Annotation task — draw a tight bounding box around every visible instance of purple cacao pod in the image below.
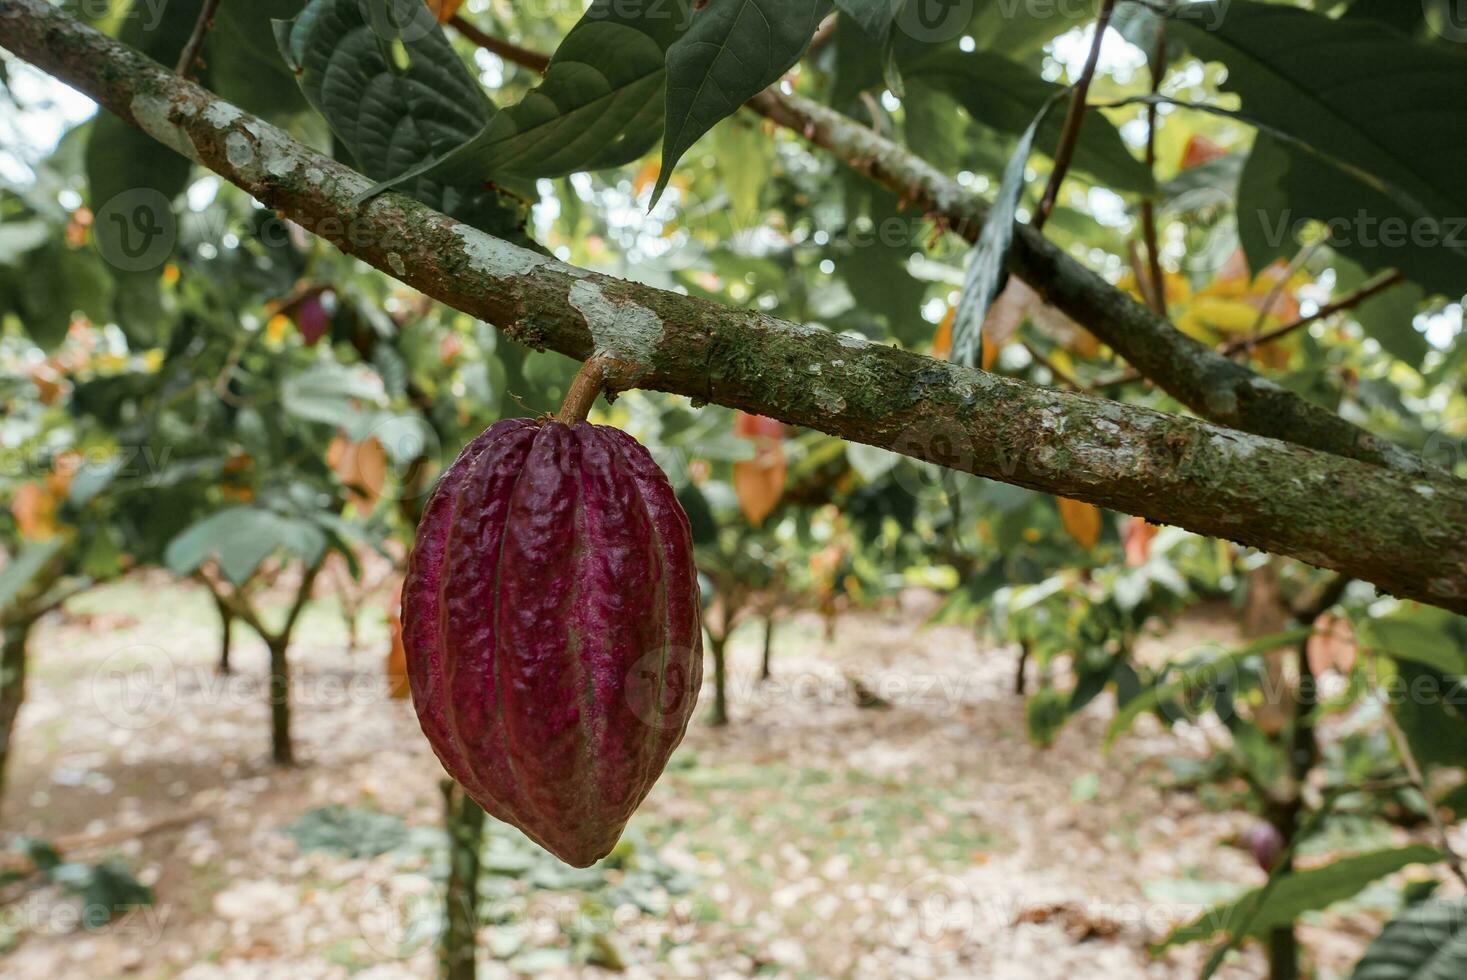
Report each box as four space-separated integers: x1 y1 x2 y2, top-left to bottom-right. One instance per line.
1245 822 1285 871
402 419 703 867
291 293 331 347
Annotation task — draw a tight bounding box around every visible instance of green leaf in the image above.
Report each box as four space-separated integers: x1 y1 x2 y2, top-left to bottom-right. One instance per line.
949 97 1059 368
0 539 64 615
657 0 834 203
1104 629 1313 748
834 0 903 39
165 507 327 585
1171 1 1467 296
905 50 1154 194
278 0 532 243
284 805 409 858
375 0 688 191
280 362 386 430
1363 607 1467 676
206 0 309 121
1352 897 1467 979
1334 257 1428 369
51 858 153 928
1159 845 1445 950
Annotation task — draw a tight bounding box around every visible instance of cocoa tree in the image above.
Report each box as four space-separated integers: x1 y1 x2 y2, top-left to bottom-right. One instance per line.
3 1 1467 976
2 0 1464 613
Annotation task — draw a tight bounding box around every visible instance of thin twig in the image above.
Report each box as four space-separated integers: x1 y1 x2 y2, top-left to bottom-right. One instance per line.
1139 26 1167 316
1222 270 1405 357
448 14 550 73
1377 692 1467 888
174 0 222 80
1022 341 1080 391
1035 0 1119 231
1094 270 1407 388
1244 240 1323 348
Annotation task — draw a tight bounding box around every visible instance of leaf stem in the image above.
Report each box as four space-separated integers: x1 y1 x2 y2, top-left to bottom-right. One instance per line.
175 0 222 80
1035 0 1118 231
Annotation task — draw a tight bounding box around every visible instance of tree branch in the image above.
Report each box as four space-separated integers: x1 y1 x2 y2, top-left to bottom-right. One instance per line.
1222 270 1406 358
3 0 1466 612
447 14 550 73
441 14 1428 477
743 87 1430 478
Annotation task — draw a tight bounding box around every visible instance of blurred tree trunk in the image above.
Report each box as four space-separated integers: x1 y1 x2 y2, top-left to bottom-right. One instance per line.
708 632 729 727
440 780 485 980
1014 639 1032 696
267 638 293 766
211 589 234 675
759 611 776 682
0 619 34 804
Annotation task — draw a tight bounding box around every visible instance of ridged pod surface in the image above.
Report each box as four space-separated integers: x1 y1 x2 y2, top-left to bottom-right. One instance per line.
402 419 703 867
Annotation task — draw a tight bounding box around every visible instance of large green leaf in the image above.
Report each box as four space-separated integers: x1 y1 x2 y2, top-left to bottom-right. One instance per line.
1159 846 1445 950
374 0 688 190
165 507 327 586
1353 898 1467 979
278 0 532 243
0 539 65 615
905 50 1153 194
656 0 834 202
1104 629 1312 748
206 0 309 121
1172 1 1467 296
1334 256 1429 369
1363 606 1467 676
949 97 1056 368
834 0 902 39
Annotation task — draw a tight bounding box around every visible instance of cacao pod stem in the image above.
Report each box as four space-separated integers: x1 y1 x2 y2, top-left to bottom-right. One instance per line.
555 355 631 425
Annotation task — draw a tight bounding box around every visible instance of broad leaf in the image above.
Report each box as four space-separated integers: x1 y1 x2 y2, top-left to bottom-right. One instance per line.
906 50 1153 193
1334 257 1428 369
165 507 328 585
206 0 309 121
374 0 688 190
277 0 532 243
1159 846 1445 950
1352 898 1467 979
657 0 834 202
1172 1 1467 296
949 98 1058 368
1362 606 1467 676
835 0 903 39
1104 629 1313 747
0 539 65 614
